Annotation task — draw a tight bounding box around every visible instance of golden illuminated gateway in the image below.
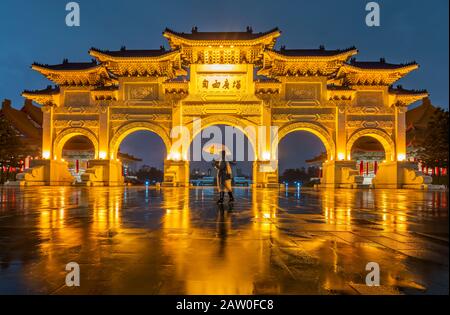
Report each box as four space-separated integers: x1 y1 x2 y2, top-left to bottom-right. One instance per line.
18 27 431 188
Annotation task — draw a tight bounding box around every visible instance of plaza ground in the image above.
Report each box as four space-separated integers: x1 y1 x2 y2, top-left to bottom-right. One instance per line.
0 186 448 294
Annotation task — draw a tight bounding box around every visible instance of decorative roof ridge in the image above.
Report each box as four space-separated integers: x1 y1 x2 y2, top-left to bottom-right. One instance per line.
327 84 354 90
91 84 119 91
255 77 281 83
32 59 102 71
388 85 428 94
274 45 358 56
164 26 280 38
346 58 418 70
23 85 60 95
89 46 179 58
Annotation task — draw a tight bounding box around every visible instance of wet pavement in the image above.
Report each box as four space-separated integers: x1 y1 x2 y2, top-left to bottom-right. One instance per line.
0 186 448 295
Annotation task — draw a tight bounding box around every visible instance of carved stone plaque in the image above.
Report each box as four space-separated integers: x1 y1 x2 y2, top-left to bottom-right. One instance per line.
64 92 90 107
126 83 159 101
357 91 383 107
285 83 320 101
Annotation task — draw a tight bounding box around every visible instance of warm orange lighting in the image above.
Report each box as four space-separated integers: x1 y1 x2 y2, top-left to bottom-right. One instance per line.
262 151 271 161
42 151 50 159
168 151 181 161
397 153 406 161
338 152 345 161
203 64 237 72
99 151 107 159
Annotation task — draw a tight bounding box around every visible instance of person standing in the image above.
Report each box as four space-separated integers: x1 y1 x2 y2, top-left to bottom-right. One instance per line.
213 150 235 204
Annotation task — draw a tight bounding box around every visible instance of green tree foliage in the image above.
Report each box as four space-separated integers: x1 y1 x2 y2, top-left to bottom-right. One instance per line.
0 114 28 183
279 167 320 184
417 108 449 171
133 165 164 184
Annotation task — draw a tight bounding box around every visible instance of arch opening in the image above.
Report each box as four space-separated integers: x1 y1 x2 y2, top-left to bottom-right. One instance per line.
278 130 327 187
109 122 171 160
61 135 96 182
188 124 256 187
277 123 335 161
349 135 387 185
117 130 167 185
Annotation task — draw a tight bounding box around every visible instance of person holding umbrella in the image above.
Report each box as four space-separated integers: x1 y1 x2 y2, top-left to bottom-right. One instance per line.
212 148 235 204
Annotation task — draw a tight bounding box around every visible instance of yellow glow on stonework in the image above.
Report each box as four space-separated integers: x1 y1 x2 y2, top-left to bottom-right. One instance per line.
397 153 406 161
338 152 345 161
262 151 271 161
203 64 237 72
168 151 181 161
99 151 107 159
42 151 50 159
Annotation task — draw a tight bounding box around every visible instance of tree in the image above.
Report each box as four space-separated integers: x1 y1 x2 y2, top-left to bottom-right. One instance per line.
416 108 449 179
0 114 27 183
279 166 320 184
134 165 164 184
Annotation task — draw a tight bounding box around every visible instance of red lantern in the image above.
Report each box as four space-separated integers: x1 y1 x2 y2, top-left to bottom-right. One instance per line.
374 161 378 175
75 159 79 173
359 161 364 175
366 162 369 176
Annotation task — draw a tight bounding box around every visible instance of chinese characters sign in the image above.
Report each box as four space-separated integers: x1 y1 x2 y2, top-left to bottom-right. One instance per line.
197 75 246 94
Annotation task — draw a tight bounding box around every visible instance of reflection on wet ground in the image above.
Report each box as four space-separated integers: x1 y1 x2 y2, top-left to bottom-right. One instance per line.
0 186 448 295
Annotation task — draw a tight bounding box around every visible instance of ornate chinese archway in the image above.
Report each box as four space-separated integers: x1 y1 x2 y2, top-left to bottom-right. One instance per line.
20 27 430 188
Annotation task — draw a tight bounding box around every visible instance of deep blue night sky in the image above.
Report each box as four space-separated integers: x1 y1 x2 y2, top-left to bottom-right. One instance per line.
1 0 448 171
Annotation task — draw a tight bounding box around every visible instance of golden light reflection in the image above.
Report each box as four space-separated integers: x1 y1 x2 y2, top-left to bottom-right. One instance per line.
2 185 445 295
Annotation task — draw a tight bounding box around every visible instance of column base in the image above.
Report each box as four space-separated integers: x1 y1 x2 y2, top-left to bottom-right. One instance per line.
372 161 432 189
253 160 279 188
15 159 74 186
81 159 124 186
319 160 363 188
162 160 189 187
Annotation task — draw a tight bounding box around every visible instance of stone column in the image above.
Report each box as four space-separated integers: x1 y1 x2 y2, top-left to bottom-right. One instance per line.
253 101 279 188
395 103 407 161
162 97 190 186
98 103 109 159
41 104 54 159
335 103 347 161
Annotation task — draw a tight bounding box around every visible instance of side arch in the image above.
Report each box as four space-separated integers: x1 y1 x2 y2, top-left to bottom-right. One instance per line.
277 122 336 160
346 128 395 161
109 121 171 159
53 128 99 160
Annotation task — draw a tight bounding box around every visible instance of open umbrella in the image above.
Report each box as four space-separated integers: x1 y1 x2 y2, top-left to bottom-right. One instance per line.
202 143 232 156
